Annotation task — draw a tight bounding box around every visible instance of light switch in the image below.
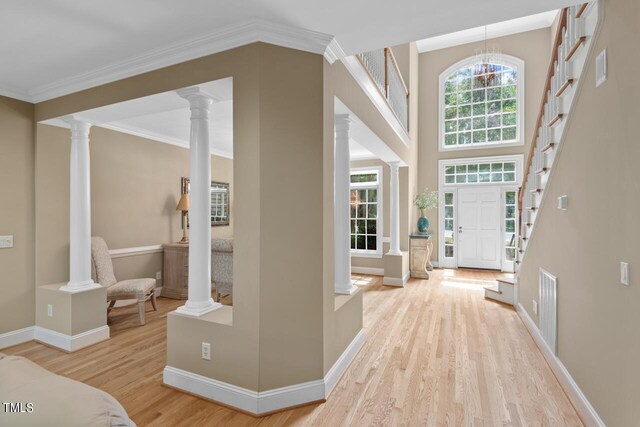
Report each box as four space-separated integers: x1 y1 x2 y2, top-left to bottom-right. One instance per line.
532 300 538 315
620 262 629 286
596 49 607 87
0 235 13 248
557 195 568 210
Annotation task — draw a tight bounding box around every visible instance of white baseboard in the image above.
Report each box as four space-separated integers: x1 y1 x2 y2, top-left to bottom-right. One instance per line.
0 326 35 350
351 266 384 276
383 271 410 287
164 328 365 415
516 304 605 427
34 325 110 352
324 329 365 395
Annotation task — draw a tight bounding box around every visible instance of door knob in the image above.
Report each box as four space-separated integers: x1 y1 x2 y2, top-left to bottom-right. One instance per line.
458 226 463 233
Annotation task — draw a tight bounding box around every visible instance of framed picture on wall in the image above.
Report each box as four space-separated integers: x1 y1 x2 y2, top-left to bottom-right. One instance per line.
181 177 230 226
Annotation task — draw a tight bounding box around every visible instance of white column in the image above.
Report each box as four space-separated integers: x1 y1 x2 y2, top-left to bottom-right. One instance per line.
388 161 401 256
334 114 357 295
60 118 100 293
176 87 221 316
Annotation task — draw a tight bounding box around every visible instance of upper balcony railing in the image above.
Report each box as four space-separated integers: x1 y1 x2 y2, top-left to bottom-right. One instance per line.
357 47 409 132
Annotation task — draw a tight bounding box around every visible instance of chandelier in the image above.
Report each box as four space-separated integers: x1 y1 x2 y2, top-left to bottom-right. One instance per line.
474 25 502 85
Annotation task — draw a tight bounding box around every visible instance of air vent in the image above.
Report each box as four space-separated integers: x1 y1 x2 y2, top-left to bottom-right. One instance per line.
596 49 607 87
539 269 558 354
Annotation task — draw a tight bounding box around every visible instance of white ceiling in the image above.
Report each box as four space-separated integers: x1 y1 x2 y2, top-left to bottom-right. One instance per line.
1 0 581 102
40 78 376 161
417 10 559 53
41 78 235 158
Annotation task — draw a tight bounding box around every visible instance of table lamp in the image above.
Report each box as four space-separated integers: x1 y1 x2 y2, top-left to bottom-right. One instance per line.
176 194 190 244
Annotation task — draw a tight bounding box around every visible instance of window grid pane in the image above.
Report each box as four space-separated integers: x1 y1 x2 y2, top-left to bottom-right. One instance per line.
350 184 378 252
444 161 517 185
443 63 518 147
504 191 517 261
444 192 455 258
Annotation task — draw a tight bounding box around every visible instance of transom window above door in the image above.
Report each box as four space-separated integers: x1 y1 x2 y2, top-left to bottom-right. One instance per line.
439 55 524 151
444 161 517 185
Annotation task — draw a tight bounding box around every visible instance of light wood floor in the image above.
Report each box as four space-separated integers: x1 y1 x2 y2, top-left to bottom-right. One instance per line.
4 269 582 426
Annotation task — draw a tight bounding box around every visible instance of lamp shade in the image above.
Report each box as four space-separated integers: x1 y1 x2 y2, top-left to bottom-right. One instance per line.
176 194 190 212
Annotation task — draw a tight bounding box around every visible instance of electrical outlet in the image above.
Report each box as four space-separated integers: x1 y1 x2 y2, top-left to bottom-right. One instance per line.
156 271 162 280
47 304 53 317
620 262 629 286
532 300 538 315
0 235 13 249
202 342 211 360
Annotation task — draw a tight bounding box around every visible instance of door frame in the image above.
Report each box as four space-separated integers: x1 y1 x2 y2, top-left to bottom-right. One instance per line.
438 154 523 272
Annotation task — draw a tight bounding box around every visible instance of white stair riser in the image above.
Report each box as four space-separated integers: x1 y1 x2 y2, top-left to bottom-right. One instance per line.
484 282 514 305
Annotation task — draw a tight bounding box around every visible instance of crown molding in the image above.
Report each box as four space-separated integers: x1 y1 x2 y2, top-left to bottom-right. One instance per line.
3 19 342 104
324 38 346 64
0 84 33 103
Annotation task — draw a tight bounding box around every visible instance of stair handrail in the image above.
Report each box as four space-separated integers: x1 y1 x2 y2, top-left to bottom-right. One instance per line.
518 8 568 214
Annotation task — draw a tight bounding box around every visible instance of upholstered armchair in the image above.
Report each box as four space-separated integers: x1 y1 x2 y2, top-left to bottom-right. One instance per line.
91 237 157 325
212 238 233 302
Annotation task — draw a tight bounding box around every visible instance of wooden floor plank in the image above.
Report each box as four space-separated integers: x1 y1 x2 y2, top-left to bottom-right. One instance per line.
3 269 581 426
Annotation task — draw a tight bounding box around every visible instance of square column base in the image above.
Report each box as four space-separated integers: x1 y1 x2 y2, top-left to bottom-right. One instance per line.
176 299 223 317
35 283 108 351
335 284 359 295
59 281 102 293
383 252 409 287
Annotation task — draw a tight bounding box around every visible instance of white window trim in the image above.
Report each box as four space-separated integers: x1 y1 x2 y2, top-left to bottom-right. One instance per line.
439 189 457 269
439 154 524 189
502 186 519 273
438 54 525 152
437 154 523 270
350 166 384 259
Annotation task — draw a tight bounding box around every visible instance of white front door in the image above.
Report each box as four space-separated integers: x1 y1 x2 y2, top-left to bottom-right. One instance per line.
457 186 501 270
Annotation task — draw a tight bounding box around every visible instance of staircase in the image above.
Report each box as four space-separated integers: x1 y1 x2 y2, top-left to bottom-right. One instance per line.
484 278 515 305
516 1 601 270
484 2 601 307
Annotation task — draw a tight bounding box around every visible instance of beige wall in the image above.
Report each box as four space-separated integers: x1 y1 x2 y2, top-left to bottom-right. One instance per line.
0 96 35 334
256 44 326 390
518 0 640 424
417 28 551 261
35 124 233 288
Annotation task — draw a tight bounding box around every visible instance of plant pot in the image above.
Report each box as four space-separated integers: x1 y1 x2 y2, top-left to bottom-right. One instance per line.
417 210 430 235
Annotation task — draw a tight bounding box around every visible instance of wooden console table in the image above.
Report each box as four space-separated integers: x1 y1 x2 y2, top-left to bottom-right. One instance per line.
410 234 433 279
162 243 190 299
162 240 234 300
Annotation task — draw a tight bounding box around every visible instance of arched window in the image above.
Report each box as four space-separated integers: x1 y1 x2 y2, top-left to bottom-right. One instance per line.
439 55 524 150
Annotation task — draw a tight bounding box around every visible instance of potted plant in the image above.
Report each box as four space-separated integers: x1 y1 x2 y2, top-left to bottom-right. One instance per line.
413 189 438 235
